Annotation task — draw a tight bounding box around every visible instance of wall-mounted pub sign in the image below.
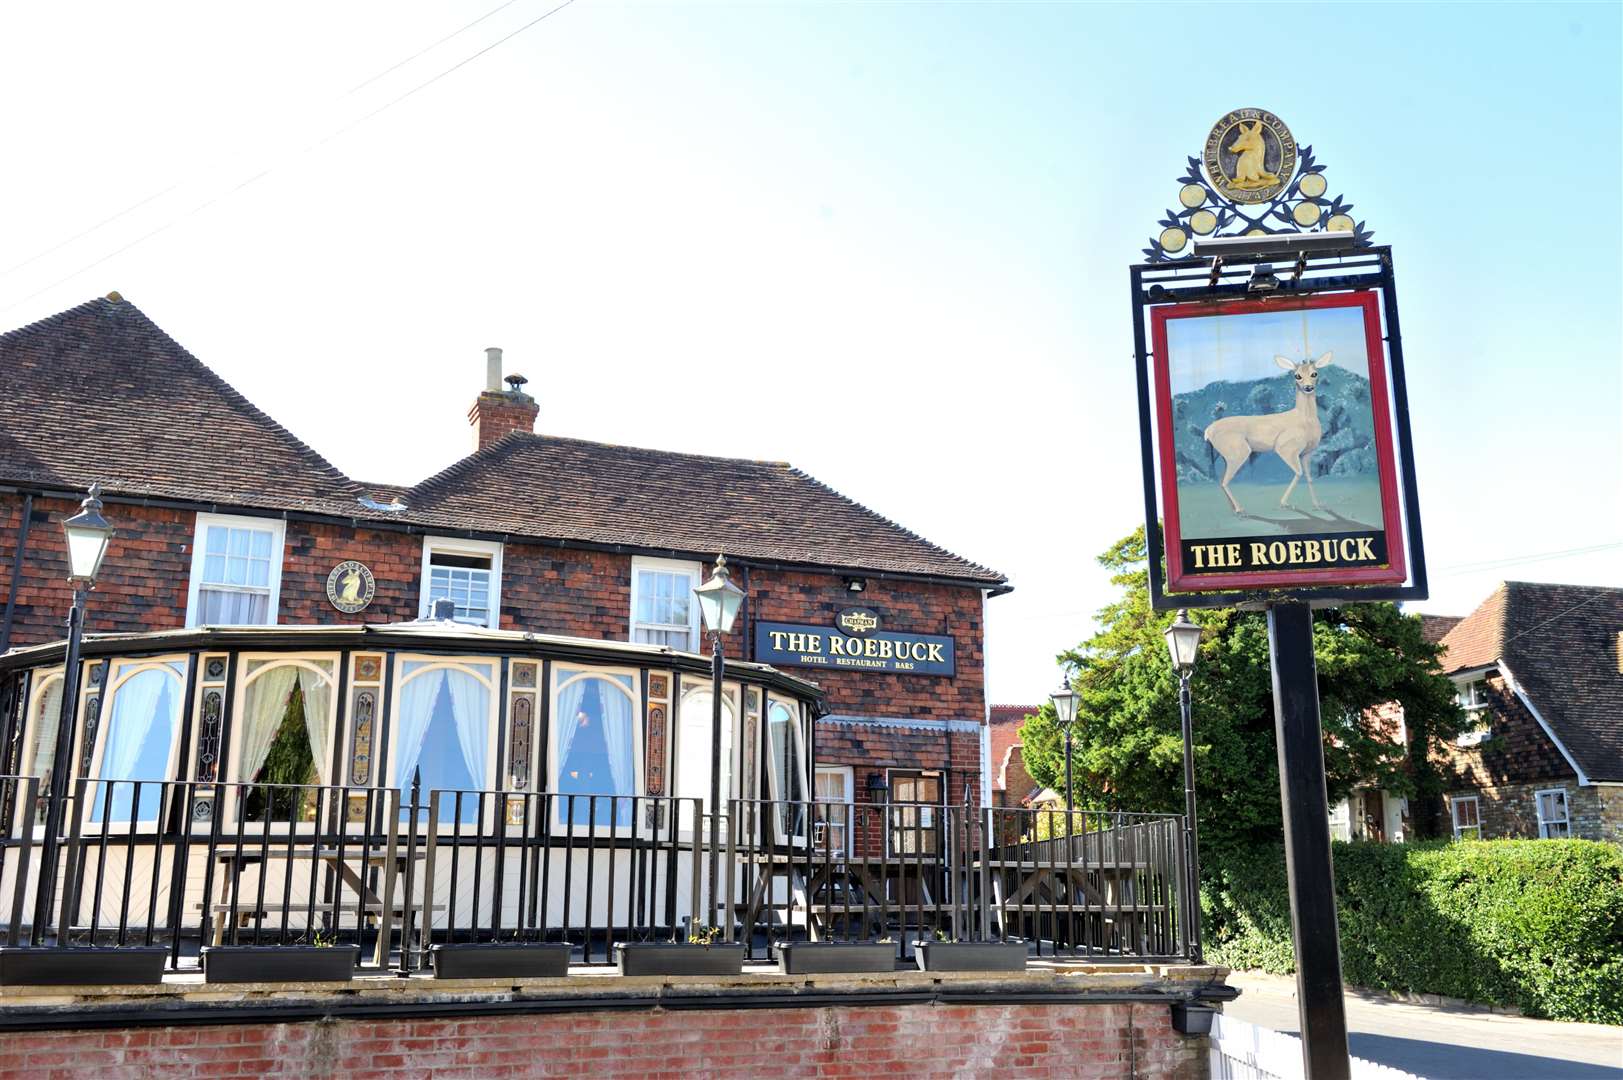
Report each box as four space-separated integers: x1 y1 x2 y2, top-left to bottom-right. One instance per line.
755 611 954 676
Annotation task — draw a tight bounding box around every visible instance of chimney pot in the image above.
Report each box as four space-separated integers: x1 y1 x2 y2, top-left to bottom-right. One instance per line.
485 347 503 392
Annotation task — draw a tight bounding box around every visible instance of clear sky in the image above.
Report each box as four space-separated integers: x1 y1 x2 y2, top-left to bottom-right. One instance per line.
0 2 1618 707
1167 307 1371 395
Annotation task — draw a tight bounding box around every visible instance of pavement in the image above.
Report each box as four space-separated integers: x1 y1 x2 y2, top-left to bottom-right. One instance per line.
1222 972 1623 1080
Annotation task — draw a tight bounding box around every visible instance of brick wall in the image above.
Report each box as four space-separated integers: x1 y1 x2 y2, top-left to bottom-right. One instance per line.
0 1001 1207 1079
0 494 986 779
1443 777 1577 840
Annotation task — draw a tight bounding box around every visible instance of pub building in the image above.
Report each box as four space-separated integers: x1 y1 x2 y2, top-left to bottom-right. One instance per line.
0 294 1009 882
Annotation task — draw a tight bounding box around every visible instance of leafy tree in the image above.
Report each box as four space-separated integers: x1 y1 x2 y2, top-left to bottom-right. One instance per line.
1019 527 1463 865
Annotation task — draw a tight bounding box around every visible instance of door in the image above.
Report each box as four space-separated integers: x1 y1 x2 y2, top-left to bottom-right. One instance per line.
1362 790 1385 842
889 771 942 856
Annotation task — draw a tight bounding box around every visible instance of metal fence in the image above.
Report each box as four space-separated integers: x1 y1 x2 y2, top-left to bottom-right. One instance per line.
0 775 1194 972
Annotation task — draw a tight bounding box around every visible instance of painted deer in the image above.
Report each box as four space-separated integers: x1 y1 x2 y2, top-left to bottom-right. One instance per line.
1227 121 1276 188
1203 352 1333 514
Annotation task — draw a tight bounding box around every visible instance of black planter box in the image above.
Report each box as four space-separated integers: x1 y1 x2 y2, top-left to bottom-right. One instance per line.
913 941 1028 972
614 942 746 977
430 943 571 979
774 941 897 974
201 945 360 983
1171 1002 1216 1036
0 946 167 986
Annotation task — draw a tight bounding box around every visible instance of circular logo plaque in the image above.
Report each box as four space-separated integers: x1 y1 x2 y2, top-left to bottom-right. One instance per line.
326 560 376 614
1203 108 1298 205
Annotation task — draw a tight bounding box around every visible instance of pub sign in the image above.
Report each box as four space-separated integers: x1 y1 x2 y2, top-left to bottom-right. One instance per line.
755 616 954 676
1152 292 1408 593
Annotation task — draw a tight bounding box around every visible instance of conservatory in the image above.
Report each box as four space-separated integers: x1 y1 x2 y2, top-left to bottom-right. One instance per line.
0 616 824 965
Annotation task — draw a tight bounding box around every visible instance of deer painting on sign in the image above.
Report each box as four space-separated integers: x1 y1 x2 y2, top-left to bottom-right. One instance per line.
1203 352 1333 514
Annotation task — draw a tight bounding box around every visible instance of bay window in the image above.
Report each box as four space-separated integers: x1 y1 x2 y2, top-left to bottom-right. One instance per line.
233 657 337 822
767 699 807 834
186 514 285 626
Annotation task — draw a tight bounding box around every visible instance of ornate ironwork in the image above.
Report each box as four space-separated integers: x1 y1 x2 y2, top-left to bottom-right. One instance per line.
1143 123 1373 262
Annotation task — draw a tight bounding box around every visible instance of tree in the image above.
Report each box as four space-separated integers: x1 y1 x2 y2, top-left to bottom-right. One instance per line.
1019 526 1464 865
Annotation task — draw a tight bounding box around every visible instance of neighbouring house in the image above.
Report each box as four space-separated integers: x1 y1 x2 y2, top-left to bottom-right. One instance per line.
1428 582 1623 844
1330 614 1461 843
986 703 1040 808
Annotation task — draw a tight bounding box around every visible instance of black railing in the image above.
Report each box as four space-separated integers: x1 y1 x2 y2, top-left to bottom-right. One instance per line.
0 776 1194 972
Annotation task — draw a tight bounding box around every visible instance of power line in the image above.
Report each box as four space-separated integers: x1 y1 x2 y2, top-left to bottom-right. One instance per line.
348 0 529 96
0 0 577 312
1435 540 1623 577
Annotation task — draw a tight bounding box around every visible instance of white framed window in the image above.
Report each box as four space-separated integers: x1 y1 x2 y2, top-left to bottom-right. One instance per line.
390 655 501 825
88 658 188 824
186 514 285 626
551 665 644 829
767 697 809 836
629 557 701 650
815 765 854 855
420 537 503 628
1327 798 1351 842
1535 788 1570 839
228 656 340 824
1455 676 1489 711
1450 795 1482 840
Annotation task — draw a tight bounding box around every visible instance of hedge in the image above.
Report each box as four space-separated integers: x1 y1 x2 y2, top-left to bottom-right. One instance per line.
1202 838 1623 1024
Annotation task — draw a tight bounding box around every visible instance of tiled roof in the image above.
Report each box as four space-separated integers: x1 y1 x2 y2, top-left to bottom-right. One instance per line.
401 433 1006 584
0 298 1005 586
1417 614 1462 645
1439 582 1623 782
0 296 358 514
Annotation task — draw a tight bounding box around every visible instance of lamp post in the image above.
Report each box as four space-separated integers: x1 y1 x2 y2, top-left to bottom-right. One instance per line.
1163 608 1204 961
33 484 115 937
1049 675 1080 823
693 554 745 937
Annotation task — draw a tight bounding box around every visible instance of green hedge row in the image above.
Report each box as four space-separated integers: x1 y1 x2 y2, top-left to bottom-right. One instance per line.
1202 838 1623 1024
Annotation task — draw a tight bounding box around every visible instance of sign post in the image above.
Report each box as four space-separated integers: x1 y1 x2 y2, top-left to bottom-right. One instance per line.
1131 110 1427 1080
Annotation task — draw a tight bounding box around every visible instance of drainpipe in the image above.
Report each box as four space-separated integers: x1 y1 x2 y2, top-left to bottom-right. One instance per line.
0 494 33 655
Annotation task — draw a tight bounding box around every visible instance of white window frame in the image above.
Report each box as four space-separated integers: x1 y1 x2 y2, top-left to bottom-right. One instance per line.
1450 795 1482 840
84 656 189 827
1534 787 1570 839
419 536 503 628
629 556 702 651
814 765 854 854
548 663 646 834
185 513 286 627
388 654 503 827
1453 673 1493 745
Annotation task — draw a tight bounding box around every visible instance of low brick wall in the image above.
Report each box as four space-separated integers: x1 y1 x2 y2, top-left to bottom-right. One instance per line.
0 966 1223 1079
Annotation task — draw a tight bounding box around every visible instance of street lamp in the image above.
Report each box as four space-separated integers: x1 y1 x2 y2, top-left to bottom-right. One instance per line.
1163 608 1204 961
35 484 116 937
693 554 745 937
1049 674 1080 823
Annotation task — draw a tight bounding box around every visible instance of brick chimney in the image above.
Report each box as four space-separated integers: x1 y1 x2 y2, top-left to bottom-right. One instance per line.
467 346 538 451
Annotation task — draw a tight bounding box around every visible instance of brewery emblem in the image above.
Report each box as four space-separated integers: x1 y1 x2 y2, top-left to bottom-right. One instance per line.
1204 109 1297 204
836 608 880 637
326 560 375 614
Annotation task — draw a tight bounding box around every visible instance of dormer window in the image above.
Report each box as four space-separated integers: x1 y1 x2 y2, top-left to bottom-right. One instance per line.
420 537 502 628
1455 676 1489 711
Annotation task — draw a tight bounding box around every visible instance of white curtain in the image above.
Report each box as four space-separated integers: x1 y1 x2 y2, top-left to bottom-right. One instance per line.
302 674 333 785
599 682 634 796
445 670 488 791
101 670 168 782
554 678 587 782
30 680 64 777
394 669 445 787
238 666 300 783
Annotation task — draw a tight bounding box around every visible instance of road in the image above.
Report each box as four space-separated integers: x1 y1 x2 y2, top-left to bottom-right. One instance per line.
1222 972 1623 1080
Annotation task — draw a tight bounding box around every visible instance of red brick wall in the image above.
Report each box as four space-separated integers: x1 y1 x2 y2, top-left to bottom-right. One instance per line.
0 1002 1206 1079
0 495 986 778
